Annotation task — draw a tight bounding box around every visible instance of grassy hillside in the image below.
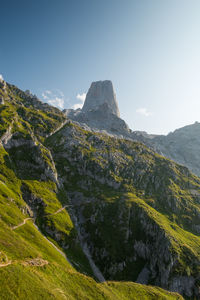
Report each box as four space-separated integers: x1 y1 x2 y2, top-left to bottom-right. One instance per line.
0 81 184 299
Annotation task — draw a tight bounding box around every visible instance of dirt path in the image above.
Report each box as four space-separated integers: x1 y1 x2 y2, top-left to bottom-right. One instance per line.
10 213 73 269
11 203 74 267
47 120 68 138
12 218 33 230
0 259 48 268
12 201 71 231
0 253 12 268
12 204 69 230
0 261 12 268
11 218 73 267
9 209 105 281
52 205 70 215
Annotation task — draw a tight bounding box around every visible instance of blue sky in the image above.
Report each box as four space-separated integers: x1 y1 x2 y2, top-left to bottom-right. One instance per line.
1 0 200 134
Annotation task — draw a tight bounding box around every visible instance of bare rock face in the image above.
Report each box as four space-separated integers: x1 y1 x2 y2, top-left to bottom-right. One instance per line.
64 80 132 137
0 79 7 104
82 80 120 117
132 121 200 177
0 97 4 105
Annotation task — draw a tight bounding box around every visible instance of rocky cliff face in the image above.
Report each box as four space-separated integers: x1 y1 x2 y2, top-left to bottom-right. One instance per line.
64 80 132 138
82 80 120 117
132 122 200 177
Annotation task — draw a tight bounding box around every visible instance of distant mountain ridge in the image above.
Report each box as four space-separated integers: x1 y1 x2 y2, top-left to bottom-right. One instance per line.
132 121 200 176
64 80 200 177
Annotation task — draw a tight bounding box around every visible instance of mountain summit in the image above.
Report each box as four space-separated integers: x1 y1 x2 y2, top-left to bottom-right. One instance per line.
65 80 200 177
64 80 130 137
82 80 120 117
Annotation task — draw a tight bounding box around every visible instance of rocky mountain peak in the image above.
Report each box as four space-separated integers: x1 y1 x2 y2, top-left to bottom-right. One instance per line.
82 80 120 117
64 80 131 137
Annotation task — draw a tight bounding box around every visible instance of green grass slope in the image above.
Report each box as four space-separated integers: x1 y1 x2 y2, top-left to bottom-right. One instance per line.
0 82 184 299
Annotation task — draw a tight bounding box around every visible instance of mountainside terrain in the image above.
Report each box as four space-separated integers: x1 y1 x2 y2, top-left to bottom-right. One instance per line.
1 78 200 299
63 80 131 138
132 122 200 177
46 121 200 298
65 80 200 178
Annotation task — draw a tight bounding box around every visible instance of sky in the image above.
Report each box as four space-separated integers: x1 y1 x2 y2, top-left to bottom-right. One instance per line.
1 0 200 134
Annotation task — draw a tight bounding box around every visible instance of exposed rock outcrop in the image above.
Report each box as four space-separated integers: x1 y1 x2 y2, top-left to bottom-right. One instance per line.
132 122 200 177
63 80 132 138
0 78 7 104
4 132 58 182
82 80 120 117
64 80 200 177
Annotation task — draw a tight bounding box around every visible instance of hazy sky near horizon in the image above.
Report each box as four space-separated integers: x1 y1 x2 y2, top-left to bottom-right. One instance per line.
1 0 200 134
